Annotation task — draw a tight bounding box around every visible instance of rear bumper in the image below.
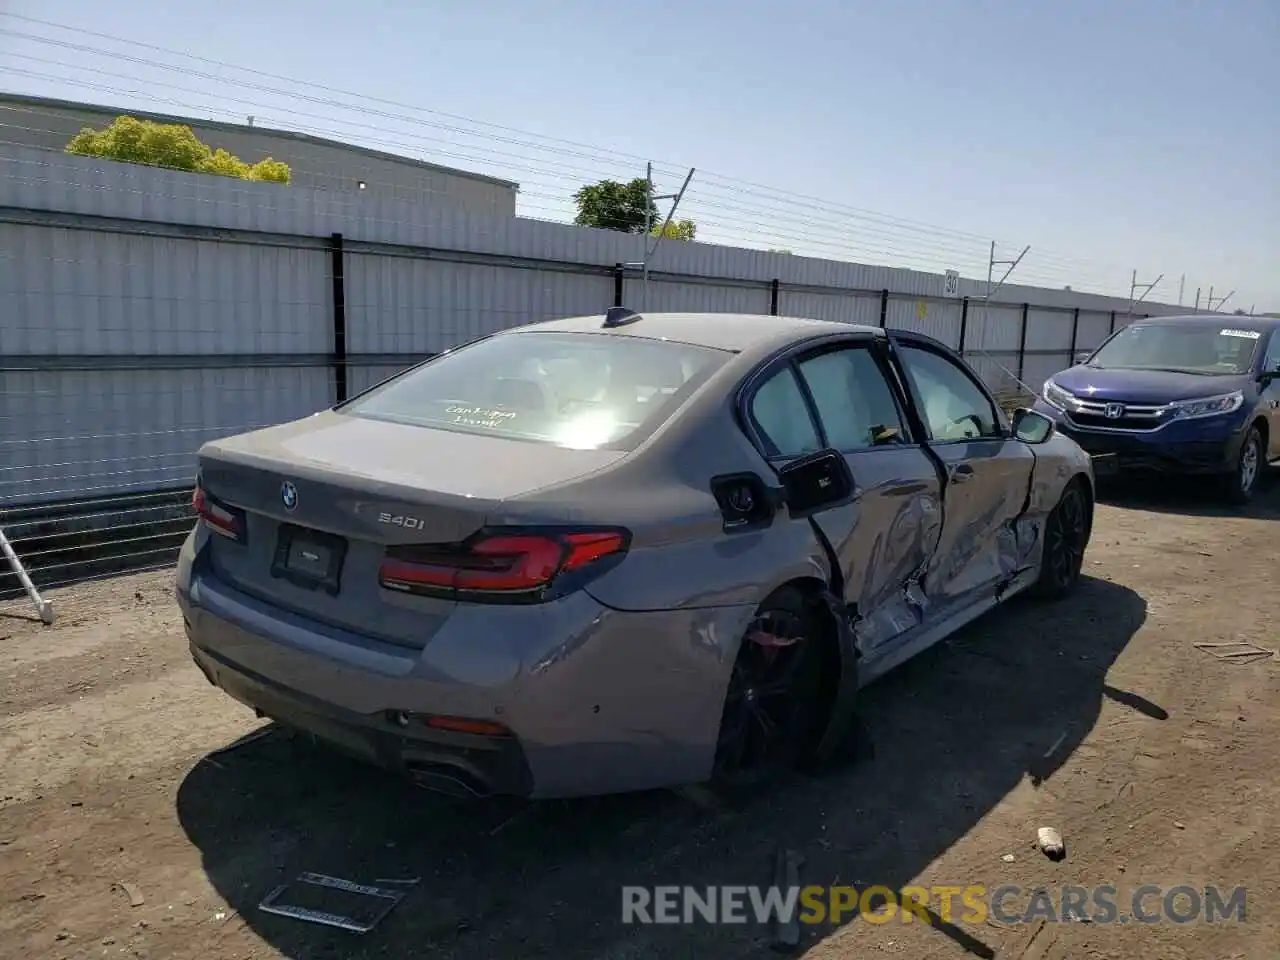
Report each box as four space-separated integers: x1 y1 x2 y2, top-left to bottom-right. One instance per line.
1034 400 1245 476
176 529 757 799
188 638 534 797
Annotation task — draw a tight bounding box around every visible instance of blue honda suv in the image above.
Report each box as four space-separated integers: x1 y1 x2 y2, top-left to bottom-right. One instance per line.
1033 314 1280 504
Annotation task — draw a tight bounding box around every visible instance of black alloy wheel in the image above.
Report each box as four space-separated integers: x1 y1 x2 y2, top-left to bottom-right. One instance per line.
1033 480 1090 599
709 590 826 795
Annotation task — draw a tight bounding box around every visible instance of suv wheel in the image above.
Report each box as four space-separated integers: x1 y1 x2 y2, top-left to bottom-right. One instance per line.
1225 426 1263 505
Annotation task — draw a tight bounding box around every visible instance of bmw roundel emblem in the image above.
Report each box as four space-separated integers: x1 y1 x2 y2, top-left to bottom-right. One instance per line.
280 481 299 511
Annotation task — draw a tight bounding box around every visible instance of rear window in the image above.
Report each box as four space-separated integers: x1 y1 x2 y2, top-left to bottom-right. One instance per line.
341 331 730 450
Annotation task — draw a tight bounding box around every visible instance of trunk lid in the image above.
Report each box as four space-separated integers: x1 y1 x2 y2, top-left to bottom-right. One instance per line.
196 411 625 646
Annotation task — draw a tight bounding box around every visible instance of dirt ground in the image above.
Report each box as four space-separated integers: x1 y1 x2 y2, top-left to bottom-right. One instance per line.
2 479 1278 960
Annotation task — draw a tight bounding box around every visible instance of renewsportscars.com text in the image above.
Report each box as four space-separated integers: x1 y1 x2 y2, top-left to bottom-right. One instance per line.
621 883 1247 927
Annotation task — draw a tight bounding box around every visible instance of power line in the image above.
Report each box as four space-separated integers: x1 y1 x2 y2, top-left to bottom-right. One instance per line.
0 14 1178 294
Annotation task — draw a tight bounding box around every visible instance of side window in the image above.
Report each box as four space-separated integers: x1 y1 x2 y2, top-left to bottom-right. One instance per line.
796 347 907 450
1264 332 1280 373
898 345 1001 441
749 368 822 458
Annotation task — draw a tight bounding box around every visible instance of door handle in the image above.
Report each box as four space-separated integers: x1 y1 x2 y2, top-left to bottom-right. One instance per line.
949 463 975 484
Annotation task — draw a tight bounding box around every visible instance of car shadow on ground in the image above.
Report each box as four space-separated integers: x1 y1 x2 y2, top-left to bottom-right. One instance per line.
177 575 1148 959
1098 471 1280 520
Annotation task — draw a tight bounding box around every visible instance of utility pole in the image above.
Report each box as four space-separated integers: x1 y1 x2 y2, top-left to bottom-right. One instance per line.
1207 288 1235 312
983 241 1030 307
1128 269 1164 319
623 164 695 308
972 241 1033 397
1194 287 1202 311
1177 273 1185 306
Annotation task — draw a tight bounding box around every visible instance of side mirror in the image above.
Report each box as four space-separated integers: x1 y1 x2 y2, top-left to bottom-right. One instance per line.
1074 351 1092 365
1011 408 1056 444
777 449 855 519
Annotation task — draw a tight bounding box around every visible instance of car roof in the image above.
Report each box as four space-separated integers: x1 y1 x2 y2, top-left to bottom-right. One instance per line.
1129 314 1279 332
502 311 885 353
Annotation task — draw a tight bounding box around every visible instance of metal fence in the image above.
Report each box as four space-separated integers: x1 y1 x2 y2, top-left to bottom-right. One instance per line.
0 146 1188 596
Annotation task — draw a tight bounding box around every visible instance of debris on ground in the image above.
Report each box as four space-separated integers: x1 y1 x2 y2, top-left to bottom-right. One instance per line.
1036 827 1066 861
258 872 406 934
113 881 145 907
769 848 804 952
1001 853 1016 863
1192 641 1276 664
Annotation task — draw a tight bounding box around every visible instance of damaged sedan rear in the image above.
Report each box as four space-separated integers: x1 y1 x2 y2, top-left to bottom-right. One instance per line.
176 309 1095 799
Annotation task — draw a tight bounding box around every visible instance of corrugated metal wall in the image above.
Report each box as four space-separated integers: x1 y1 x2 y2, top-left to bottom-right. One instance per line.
0 146 1194 508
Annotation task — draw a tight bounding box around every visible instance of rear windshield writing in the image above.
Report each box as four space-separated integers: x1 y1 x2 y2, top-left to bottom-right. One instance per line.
445 405 517 429
1220 328 1260 339
342 331 729 450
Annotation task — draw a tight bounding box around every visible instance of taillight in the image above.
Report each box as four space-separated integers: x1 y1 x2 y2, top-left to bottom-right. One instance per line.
379 528 629 603
192 483 247 542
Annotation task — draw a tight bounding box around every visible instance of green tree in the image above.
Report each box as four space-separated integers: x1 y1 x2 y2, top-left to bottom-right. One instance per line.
573 178 657 232
573 177 695 240
66 115 291 184
653 219 696 241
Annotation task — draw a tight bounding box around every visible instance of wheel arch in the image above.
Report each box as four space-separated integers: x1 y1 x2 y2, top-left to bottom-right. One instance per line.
1250 414 1268 450
1073 470 1096 539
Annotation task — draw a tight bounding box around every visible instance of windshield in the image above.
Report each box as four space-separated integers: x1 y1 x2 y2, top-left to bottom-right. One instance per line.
341 331 730 450
1087 323 1261 375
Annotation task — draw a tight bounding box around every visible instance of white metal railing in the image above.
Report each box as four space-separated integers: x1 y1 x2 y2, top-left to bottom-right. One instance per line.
0 525 55 624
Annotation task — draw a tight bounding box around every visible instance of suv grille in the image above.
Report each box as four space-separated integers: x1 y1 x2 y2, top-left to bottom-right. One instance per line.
1065 398 1167 432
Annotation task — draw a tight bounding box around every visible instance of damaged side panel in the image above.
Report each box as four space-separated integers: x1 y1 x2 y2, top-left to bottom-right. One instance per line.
914 440 1037 617
803 447 943 654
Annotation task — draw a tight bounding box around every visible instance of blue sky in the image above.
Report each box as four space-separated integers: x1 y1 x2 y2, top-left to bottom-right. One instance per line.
2 0 1276 309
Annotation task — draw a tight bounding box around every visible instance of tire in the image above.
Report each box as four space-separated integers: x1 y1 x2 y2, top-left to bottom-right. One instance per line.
1223 425 1263 506
1032 478 1091 600
705 587 829 801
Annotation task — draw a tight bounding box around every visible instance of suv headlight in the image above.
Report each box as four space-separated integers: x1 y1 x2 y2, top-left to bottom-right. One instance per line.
1042 378 1078 411
1166 391 1244 420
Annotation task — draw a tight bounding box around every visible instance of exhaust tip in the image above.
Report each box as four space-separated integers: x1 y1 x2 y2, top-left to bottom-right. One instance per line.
406 761 491 799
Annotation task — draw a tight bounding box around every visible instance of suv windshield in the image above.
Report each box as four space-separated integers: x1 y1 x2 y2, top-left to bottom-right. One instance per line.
1087 323 1261 375
341 331 730 450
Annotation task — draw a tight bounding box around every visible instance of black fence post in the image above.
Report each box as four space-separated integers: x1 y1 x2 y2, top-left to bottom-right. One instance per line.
1016 302 1029 380
879 289 889 327
769 279 780 316
1109 310 1117 334
329 232 347 404
613 263 625 307
1068 307 1080 359
958 296 969 356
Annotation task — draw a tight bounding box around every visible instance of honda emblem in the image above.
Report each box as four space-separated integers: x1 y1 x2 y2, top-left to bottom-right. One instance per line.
1104 403 1125 419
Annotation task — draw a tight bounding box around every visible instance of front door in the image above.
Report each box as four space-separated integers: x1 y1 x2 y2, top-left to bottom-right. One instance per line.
744 339 942 653
889 338 1036 615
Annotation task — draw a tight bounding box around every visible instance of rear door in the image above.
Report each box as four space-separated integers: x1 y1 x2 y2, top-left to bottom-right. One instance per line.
742 336 943 653
888 335 1035 615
